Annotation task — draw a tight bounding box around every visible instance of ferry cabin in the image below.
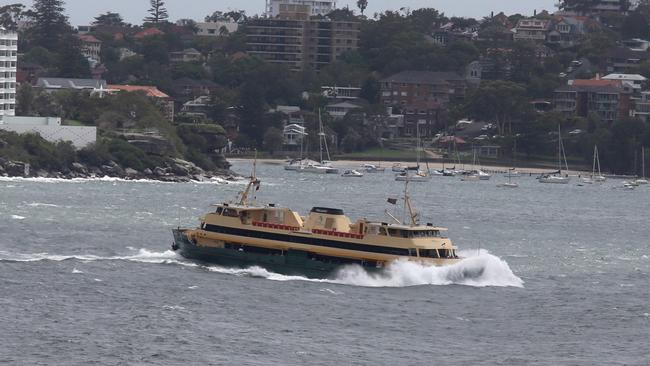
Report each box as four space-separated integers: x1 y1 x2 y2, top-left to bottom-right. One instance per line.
186 204 459 266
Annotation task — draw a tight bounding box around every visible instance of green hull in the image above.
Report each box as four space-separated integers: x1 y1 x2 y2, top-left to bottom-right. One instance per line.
171 229 380 279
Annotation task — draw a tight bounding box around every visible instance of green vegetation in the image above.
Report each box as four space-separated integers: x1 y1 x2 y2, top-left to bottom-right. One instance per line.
4 0 650 175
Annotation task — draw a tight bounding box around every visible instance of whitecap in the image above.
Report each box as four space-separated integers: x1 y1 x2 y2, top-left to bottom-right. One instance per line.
0 248 195 269
188 285 198 289
11 215 25 220
93 278 102 282
25 202 59 208
162 305 185 311
72 268 83 274
319 288 339 295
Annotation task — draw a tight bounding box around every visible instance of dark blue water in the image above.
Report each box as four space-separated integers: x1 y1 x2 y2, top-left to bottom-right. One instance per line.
1 160 648 365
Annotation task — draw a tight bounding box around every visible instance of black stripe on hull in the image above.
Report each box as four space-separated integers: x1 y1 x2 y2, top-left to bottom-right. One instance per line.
171 229 382 278
202 224 411 256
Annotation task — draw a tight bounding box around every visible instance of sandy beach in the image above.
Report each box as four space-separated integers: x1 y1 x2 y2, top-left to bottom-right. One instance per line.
229 158 594 176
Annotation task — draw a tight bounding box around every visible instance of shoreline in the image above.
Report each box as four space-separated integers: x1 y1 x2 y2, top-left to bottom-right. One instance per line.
229 158 597 176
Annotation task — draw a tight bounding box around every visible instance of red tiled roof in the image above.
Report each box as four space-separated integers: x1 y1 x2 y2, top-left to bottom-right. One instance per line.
77 34 102 43
134 28 165 39
108 84 170 98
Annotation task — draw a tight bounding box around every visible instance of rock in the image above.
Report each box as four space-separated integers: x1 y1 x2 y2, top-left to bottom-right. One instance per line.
4 161 28 176
71 162 87 173
154 167 167 176
143 168 153 176
118 130 175 156
124 168 139 177
35 169 49 178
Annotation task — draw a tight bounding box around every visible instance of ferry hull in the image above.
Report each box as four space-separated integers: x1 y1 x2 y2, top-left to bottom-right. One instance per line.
172 229 379 278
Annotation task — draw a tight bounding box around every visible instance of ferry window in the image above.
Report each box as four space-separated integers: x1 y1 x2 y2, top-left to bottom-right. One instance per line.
325 218 334 229
223 208 238 217
378 227 388 236
215 207 223 214
419 249 439 258
439 249 449 258
408 248 417 256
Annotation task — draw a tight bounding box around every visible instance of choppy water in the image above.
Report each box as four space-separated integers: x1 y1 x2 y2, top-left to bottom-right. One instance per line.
1 161 648 365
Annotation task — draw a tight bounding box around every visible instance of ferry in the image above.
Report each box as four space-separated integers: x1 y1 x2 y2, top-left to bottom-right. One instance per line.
172 162 461 278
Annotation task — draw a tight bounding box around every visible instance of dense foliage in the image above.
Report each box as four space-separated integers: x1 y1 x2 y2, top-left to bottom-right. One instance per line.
4 1 650 174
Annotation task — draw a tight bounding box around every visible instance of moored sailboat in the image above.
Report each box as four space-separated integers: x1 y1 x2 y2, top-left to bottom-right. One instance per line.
582 145 606 184
540 125 570 184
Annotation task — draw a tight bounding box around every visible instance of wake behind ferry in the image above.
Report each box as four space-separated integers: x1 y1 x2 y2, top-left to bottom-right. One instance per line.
172 162 462 278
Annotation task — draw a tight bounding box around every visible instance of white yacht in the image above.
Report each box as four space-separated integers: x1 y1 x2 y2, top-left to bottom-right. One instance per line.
540 125 571 184
341 169 364 177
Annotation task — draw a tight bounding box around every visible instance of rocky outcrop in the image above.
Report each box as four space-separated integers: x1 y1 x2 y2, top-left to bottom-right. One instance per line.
0 158 238 182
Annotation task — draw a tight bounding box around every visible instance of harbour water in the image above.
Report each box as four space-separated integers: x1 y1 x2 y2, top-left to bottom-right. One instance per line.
1 160 648 365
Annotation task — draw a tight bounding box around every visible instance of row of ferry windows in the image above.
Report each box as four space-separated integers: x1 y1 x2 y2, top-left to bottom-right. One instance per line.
380 227 441 238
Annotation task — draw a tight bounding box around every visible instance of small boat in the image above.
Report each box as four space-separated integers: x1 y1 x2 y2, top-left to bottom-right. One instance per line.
362 164 385 173
171 162 462 278
461 174 480 182
539 174 570 184
437 169 455 177
540 125 571 184
497 182 519 188
395 171 431 182
300 163 330 174
341 169 364 177
504 169 521 178
392 163 405 172
476 170 491 180
623 182 637 190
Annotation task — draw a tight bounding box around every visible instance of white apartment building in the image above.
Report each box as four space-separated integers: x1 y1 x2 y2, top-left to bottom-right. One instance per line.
0 27 18 123
196 21 239 37
266 0 336 17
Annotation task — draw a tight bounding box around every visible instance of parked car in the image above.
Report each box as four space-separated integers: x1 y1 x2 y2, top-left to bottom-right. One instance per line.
474 134 489 141
569 129 583 135
571 60 583 67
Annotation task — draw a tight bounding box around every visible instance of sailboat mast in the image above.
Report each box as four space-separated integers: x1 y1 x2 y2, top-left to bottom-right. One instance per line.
318 109 324 163
558 125 562 174
416 125 421 167
641 146 645 179
592 145 597 178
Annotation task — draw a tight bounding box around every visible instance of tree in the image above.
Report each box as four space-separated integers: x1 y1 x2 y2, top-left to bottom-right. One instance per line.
56 35 90 78
466 81 528 135
224 10 246 23
263 127 284 155
205 11 225 22
0 3 25 31
29 0 71 50
93 12 124 27
409 8 446 33
143 0 168 24
357 0 368 15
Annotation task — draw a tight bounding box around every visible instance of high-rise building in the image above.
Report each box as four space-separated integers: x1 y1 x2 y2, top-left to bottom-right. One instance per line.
266 0 337 18
247 6 359 72
0 27 18 123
